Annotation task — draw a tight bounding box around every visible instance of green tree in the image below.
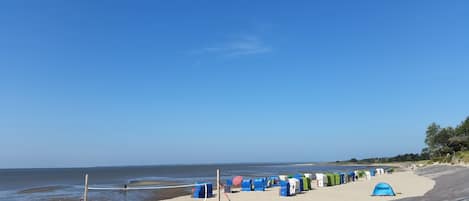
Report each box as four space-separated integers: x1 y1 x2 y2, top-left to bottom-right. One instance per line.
421 147 430 159
424 116 469 159
455 117 469 136
450 117 469 151
434 127 454 155
425 123 441 156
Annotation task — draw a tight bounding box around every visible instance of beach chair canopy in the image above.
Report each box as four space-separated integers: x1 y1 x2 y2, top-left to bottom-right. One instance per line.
279 175 289 181
372 182 396 196
304 173 313 179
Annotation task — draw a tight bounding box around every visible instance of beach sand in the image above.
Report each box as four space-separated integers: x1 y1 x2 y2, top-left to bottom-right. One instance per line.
396 165 469 201
162 170 434 201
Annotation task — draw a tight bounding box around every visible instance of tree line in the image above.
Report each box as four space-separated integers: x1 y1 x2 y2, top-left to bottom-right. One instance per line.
345 153 429 164
423 116 469 158
343 116 469 163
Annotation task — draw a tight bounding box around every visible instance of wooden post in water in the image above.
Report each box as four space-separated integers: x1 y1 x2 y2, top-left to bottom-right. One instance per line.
83 174 89 201
217 169 220 201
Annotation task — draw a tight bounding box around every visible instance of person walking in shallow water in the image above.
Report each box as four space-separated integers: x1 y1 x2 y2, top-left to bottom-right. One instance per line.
123 184 128 201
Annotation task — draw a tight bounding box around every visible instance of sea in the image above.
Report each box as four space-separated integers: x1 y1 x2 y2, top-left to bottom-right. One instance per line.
0 163 376 201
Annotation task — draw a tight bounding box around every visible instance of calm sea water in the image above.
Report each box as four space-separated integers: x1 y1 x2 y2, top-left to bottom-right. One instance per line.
0 163 375 201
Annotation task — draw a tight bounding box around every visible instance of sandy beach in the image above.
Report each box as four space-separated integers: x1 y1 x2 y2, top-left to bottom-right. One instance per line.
163 169 434 201
396 165 469 201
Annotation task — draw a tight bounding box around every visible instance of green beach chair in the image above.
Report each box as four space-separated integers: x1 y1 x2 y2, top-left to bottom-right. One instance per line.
334 174 340 185
302 177 311 190
326 174 334 186
329 174 334 186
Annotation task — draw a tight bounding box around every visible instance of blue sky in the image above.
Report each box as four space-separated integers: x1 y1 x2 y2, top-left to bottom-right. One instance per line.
1 0 468 168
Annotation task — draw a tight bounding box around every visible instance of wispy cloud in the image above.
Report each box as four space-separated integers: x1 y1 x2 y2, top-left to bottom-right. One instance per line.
193 35 272 57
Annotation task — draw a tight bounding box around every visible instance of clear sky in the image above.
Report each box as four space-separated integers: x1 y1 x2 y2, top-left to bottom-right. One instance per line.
1 0 468 168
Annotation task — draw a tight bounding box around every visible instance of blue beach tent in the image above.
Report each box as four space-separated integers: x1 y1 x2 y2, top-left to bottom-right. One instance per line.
372 183 396 196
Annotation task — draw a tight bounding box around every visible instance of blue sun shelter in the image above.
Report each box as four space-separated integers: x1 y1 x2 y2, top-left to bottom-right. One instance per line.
372 183 396 196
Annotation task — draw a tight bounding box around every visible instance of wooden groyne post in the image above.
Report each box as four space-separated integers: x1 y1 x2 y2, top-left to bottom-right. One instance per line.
217 169 220 201
83 174 89 201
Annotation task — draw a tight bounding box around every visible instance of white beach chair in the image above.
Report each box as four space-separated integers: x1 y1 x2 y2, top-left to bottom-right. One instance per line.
315 173 324 187
288 178 298 195
365 171 371 180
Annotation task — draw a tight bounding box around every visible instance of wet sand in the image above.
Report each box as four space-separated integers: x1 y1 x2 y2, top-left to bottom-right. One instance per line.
125 180 193 201
18 186 65 194
17 180 193 201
